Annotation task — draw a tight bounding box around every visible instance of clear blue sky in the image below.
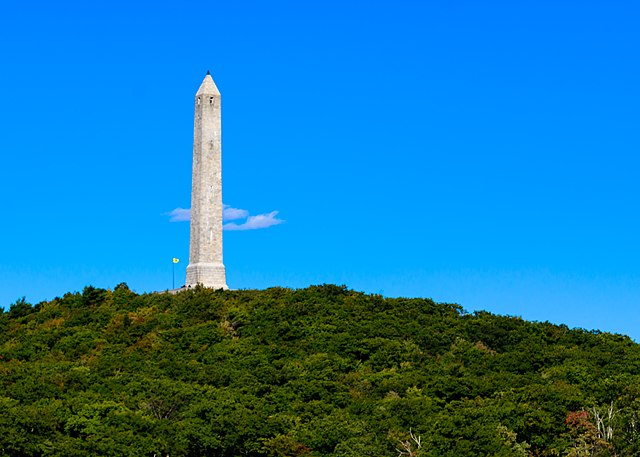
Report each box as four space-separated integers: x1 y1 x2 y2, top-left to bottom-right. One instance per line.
1 0 639 339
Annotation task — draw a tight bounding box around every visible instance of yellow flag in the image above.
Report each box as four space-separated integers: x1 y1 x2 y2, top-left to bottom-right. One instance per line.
172 258 179 263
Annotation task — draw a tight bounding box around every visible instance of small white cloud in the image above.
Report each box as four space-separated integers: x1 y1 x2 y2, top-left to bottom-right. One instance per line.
166 207 191 222
223 205 249 221
224 211 285 231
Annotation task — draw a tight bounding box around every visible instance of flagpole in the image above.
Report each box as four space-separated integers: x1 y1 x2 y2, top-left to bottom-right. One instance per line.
171 258 179 290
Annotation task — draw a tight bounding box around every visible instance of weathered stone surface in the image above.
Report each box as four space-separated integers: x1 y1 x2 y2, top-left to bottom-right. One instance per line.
185 73 228 290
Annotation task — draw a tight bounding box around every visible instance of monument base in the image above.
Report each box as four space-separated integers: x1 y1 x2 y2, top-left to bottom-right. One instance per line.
185 262 228 290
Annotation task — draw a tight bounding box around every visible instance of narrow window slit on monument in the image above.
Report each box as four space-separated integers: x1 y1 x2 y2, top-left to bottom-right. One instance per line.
210 97 214 104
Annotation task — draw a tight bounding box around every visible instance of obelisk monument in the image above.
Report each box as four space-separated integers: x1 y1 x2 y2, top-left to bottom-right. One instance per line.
185 71 228 289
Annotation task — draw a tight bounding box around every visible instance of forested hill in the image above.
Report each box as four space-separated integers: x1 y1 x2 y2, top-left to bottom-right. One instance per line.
1 285 640 456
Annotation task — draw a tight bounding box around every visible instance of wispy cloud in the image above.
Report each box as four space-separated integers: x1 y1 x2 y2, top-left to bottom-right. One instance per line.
223 205 249 221
223 211 284 231
165 205 284 231
166 207 191 222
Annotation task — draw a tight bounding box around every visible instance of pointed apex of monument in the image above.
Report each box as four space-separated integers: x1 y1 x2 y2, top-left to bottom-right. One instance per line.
197 72 220 96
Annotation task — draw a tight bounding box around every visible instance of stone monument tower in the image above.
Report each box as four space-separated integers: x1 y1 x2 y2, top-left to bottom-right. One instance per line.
185 71 228 289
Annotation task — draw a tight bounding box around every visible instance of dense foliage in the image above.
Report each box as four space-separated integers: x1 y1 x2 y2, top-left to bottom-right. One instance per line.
1 284 640 456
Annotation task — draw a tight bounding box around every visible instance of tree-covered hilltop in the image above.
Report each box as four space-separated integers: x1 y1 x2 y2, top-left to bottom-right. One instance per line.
1 285 639 456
